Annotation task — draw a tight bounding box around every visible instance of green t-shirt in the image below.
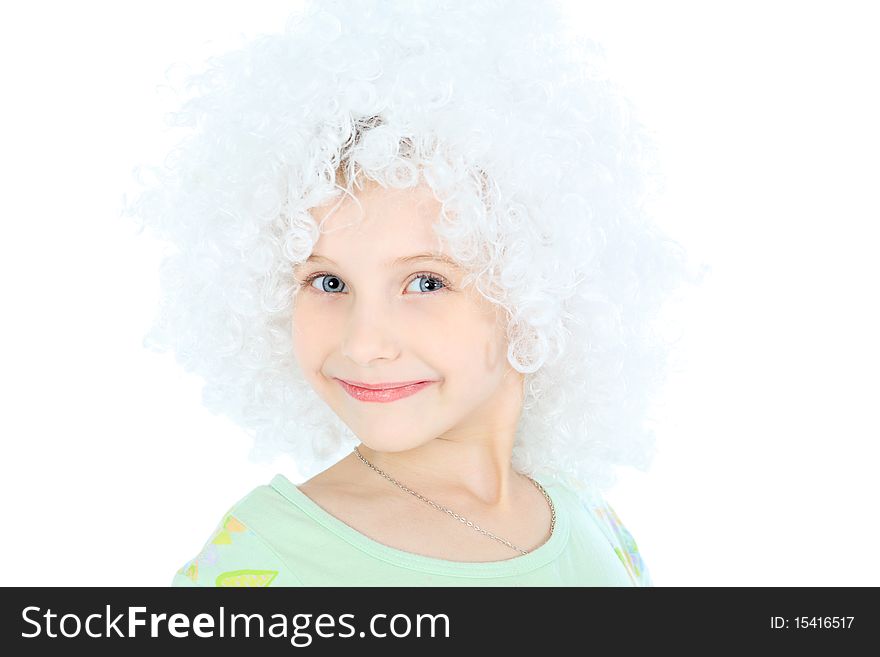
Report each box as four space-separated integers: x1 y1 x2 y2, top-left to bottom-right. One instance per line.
171 473 653 587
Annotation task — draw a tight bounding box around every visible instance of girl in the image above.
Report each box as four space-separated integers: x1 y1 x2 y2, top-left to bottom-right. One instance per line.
124 0 699 586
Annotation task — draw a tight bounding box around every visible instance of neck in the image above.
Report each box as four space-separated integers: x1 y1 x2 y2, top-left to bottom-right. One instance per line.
353 436 524 511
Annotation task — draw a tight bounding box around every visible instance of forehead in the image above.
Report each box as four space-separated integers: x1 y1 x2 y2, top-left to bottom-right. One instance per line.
308 181 446 256
311 179 439 223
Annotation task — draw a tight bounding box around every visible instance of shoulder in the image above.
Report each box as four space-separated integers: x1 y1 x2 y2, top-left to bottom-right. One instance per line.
561 482 654 587
584 489 654 586
170 485 304 587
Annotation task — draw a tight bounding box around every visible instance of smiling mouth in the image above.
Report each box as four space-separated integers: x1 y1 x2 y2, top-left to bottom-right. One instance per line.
337 378 431 390
335 378 437 403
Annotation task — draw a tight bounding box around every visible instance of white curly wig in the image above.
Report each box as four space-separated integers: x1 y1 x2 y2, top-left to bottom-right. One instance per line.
122 0 702 495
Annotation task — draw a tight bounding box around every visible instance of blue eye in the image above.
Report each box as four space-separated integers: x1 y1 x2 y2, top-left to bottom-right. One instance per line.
301 272 449 296
405 273 447 294
308 274 346 294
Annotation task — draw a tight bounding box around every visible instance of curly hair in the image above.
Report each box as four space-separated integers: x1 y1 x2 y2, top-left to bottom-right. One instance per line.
121 0 704 495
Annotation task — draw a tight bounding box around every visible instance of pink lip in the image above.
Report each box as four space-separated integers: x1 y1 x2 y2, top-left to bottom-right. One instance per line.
336 378 436 403
339 379 429 390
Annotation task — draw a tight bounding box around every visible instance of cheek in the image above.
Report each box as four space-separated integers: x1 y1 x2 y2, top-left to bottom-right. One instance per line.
432 304 506 381
291 300 327 367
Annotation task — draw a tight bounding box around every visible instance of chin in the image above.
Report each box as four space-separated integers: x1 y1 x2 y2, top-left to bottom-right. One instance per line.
356 434 429 454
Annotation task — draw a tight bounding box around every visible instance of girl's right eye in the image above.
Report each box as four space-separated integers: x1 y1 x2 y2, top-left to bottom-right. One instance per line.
304 274 346 294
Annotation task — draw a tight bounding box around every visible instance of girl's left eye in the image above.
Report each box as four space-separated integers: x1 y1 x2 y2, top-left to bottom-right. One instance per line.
405 273 448 294
300 272 450 295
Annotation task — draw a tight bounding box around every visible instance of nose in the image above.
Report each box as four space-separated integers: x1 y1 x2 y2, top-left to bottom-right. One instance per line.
340 301 400 365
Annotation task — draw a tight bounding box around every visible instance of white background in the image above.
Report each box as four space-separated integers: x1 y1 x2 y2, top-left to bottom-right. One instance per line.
1 1 877 586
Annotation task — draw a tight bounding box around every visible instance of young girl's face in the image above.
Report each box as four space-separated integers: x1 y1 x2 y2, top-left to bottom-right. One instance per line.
292 179 524 453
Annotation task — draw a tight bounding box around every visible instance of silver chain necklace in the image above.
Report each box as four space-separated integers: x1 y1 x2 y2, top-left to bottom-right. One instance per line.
353 445 556 555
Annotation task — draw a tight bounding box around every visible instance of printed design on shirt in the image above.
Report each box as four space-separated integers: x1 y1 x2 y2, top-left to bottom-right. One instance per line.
592 501 650 586
176 511 248 584
216 569 279 587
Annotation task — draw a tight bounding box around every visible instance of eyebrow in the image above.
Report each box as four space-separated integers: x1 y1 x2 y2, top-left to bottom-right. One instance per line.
305 252 461 269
